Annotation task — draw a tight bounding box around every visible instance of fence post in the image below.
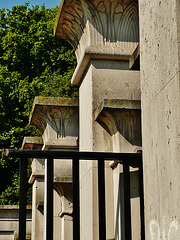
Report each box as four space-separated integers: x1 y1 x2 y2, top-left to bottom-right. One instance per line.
123 160 132 240
45 157 54 240
73 157 80 239
98 158 106 240
139 155 145 240
19 157 27 240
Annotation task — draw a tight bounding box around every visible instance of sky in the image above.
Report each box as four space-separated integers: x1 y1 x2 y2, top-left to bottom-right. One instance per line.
0 0 61 10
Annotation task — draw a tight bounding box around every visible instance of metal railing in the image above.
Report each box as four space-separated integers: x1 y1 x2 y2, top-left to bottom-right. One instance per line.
2 149 144 240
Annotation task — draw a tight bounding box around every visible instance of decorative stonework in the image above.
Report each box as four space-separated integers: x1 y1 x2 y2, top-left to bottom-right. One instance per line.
55 0 139 49
84 0 139 42
95 99 141 146
55 0 85 49
31 106 78 138
29 97 79 140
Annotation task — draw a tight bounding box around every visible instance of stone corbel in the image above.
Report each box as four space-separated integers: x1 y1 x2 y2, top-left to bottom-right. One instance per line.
54 182 73 219
95 98 141 158
95 98 141 144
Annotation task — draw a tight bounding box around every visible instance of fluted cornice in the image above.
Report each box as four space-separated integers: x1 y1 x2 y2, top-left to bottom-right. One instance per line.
54 0 139 50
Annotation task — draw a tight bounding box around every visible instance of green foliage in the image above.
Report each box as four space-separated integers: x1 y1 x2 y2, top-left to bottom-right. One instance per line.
0 164 32 205
0 2 78 204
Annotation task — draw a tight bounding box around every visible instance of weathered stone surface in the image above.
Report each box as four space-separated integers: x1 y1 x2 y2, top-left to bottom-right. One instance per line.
140 73 180 239
79 58 141 238
139 0 180 239
21 137 43 150
139 0 179 109
54 0 139 46
21 137 44 185
54 0 139 63
29 97 79 141
31 180 44 240
21 137 45 240
71 46 137 85
28 97 78 240
29 96 79 181
0 205 32 239
95 99 141 146
54 0 142 239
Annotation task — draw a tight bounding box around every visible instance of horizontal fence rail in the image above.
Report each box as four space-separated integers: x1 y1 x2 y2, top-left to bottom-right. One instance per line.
2 149 144 240
3 149 141 162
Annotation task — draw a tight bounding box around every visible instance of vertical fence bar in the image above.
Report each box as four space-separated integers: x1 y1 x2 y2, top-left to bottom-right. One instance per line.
139 156 145 240
98 157 106 240
73 157 80 240
123 160 132 240
46 157 54 240
19 157 27 240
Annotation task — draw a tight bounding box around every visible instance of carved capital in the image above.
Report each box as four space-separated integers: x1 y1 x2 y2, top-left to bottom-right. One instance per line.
29 97 79 140
55 0 139 49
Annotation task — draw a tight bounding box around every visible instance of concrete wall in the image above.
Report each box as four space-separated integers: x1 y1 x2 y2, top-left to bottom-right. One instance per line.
139 0 180 239
0 205 32 239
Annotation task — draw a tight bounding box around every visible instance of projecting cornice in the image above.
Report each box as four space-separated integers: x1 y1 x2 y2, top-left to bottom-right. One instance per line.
54 0 85 49
54 0 139 50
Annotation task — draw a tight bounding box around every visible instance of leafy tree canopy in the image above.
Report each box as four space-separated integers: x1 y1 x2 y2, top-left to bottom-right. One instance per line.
0 2 78 204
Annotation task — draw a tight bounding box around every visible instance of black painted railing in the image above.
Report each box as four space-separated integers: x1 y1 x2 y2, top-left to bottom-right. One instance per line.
2 149 144 240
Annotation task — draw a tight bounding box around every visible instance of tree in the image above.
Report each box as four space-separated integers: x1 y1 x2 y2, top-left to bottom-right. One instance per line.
0 2 78 204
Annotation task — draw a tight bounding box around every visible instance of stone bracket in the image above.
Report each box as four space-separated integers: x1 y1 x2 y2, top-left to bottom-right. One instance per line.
95 98 141 146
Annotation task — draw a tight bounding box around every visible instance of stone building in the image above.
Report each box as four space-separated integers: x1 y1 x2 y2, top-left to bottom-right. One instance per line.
18 0 179 239
53 0 180 239
54 1 141 239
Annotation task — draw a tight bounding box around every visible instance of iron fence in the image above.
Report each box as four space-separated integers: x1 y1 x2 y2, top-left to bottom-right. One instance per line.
2 149 144 240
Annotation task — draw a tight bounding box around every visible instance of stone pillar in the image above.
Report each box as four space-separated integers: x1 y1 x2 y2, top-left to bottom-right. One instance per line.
22 137 44 240
139 0 180 239
55 1 141 239
95 99 142 240
29 97 79 240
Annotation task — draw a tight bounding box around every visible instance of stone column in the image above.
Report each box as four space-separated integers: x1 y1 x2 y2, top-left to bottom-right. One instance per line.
139 0 180 239
22 137 44 240
55 1 140 239
29 97 79 240
95 99 141 240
